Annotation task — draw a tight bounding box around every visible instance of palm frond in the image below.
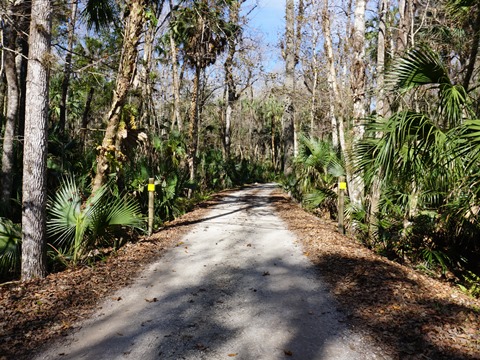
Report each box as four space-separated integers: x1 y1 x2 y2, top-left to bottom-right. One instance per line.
459 119 480 160
81 0 117 31
388 46 450 92
103 195 144 228
0 218 21 273
47 176 143 262
304 188 337 209
47 176 82 247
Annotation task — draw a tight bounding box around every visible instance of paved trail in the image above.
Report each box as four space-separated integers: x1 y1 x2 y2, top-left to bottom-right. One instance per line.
35 184 388 360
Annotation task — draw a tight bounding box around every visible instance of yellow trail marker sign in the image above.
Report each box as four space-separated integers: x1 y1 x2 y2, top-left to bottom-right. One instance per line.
148 183 155 192
339 182 347 190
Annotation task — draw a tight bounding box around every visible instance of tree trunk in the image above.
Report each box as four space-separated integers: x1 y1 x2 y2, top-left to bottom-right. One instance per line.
169 0 182 132
92 0 146 192
376 0 388 118
21 0 52 280
170 32 182 132
58 0 78 137
223 1 241 160
1 6 20 216
322 0 341 149
462 4 480 91
139 1 163 128
15 0 29 140
81 86 95 152
187 65 201 196
348 0 367 208
283 0 295 176
294 0 304 153
368 0 389 237
271 114 276 169
397 0 415 54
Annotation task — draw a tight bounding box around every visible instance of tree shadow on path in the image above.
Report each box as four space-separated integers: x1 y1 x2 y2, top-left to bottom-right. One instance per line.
308 252 480 359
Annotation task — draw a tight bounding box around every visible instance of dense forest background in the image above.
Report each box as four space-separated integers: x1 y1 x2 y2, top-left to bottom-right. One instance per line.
1 0 480 297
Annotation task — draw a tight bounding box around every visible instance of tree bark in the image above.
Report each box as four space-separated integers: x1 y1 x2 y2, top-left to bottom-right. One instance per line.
81 86 95 152
376 0 388 118
15 0 29 139
397 0 415 54
170 32 182 131
169 0 182 132
223 0 241 160
139 1 163 128
322 0 341 149
1 4 20 216
369 0 389 236
21 0 52 280
92 0 146 192
283 0 295 176
348 0 367 208
187 65 201 196
58 0 78 137
462 4 480 91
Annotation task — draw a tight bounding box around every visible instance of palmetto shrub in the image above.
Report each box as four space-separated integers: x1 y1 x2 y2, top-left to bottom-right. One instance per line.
357 46 480 282
0 218 21 279
1 175 145 277
48 176 144 263
291 136 344 219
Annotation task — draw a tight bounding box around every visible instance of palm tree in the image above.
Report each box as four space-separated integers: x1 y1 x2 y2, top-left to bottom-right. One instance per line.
169 0 240 194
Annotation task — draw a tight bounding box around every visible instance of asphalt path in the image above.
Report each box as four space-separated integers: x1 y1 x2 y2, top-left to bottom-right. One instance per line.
34 184 389 360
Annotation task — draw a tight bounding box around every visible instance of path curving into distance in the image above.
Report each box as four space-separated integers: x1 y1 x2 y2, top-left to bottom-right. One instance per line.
35 184 389 360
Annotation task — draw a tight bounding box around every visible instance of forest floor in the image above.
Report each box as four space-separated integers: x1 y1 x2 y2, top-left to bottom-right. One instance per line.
0 184 479 359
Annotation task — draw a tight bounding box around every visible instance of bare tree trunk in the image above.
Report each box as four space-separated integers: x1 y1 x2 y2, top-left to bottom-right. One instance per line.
369 0 389 237
187 65 201 196
81 86 95 152
1 4 20 216
376 0 388 118
348 0 367 208
293 0 304 155
322 0 341 149
169 0 182 132
170 32 182 131
140 19 155 127
462 4 480 91
58 0 78 136
21 0 52 280
306 1 324 138
93 0 145 192
139 1 164 128
15 0 29 140
223 1 242 160
283 0 295 176
397 0 415 54
271 114 276 170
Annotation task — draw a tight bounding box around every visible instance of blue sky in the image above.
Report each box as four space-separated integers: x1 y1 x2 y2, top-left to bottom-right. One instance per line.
242 0 286 72
244 0 286 46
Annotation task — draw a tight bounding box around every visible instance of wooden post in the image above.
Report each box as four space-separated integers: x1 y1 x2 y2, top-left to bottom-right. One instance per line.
148 178 155 235
338 176 346 234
